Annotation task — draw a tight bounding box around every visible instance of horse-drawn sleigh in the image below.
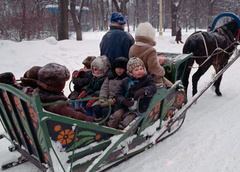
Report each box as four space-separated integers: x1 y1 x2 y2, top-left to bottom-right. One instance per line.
0 13 239 172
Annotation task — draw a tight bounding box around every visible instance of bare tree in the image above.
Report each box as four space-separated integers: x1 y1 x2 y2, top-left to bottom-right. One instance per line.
70 0 85 40
58 0 69 40
112 0 130 16
171 0 183 36
1 0 239 41
206 0 216 26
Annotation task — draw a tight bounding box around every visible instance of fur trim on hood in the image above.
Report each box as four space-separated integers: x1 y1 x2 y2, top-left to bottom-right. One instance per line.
91 55 111 77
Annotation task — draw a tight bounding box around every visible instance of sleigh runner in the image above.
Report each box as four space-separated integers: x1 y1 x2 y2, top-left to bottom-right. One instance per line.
0 52 191 171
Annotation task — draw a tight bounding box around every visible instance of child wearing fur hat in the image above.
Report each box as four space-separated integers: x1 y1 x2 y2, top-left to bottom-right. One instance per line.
92 57 128 123
68 56 96 108
0 72 21 89
20 66 42 96
34 63 94 122
108 57 157 129
129 22 173 87
78 55 114 116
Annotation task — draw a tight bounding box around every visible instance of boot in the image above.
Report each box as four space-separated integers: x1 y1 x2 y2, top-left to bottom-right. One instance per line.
94 118 103 123
107 109 124 129
118 113 137 129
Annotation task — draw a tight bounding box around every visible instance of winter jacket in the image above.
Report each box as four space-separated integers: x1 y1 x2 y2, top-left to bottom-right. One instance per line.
129 37 172 86
82 69 114 99
99 73 126 99
129 37 165 77
115 74 157 114
68 69 93 100
35 88 94 122
100 26 134 65
175 29 182 41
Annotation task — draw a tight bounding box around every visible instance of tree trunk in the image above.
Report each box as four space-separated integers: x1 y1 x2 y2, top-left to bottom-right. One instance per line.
20 0 27 41
207 0 216 26
171 0 183 36
171 0 177 36
58 0 69 40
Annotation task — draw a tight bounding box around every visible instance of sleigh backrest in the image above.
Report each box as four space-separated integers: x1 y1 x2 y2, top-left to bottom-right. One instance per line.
157 52 192 83
0 83 50 171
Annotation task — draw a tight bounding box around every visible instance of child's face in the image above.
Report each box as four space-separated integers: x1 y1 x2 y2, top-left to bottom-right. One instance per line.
132 65 145 79
93 67 102 75
115 68 125 76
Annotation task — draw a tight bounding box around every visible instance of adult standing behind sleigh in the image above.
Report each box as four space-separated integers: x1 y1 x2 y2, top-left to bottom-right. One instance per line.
100 12 134 65
129 22 173 87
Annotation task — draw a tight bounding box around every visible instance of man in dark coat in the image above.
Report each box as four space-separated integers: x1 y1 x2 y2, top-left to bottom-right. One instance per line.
100 12 134 65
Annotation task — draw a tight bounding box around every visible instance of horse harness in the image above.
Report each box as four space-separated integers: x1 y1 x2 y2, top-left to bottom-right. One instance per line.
191 28 237 67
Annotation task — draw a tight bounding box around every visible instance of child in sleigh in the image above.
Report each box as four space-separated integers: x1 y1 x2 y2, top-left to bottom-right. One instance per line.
108 57 157 129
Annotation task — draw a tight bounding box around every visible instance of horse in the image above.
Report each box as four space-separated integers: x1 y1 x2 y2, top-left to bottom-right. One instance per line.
181 19 239 97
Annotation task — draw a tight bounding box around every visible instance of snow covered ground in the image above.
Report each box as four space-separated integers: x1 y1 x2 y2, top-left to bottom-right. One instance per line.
0 28 240 172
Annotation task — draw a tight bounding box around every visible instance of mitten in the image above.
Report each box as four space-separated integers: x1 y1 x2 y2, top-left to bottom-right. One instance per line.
108 99 115 106
72 70 79 78
134 88 145 100
99 99 115 108
122 99 134 107
86 96 98 108
99 99 108 108
78 90 86 99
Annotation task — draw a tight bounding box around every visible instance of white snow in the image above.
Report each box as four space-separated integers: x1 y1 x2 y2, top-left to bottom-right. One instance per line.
0 29 240 172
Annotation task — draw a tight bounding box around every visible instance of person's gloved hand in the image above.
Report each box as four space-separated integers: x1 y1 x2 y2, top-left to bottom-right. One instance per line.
99 99 108 107
78 90 86 99
134 88 145 100
99 99 115 107
86 96 98 108
72 70 79 78
122 99 134 107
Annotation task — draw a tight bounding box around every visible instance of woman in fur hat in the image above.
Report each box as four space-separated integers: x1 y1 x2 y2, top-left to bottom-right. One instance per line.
35 63 94 122
78 55 114 116
129 22 173 87
68 56 96 108
108 57 157 129
92 57 128 123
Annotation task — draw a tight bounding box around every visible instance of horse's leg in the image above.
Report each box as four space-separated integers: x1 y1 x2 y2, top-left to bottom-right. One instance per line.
213 62 227 96
192 60 212 96
180 58 194 94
